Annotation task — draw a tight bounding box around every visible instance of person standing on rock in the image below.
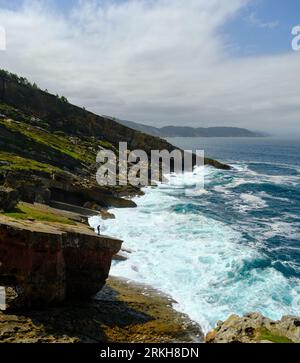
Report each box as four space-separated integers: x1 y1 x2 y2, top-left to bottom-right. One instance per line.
97 225 101 236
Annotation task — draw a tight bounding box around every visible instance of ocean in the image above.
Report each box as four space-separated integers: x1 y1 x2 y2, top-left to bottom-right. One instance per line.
89 137 300 333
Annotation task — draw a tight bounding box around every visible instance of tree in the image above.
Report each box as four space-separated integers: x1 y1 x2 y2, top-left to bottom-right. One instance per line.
60 96 69 103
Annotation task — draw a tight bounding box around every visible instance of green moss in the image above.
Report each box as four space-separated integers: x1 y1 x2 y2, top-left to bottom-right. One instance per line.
99 140 113 150
0 152 61 173
4 203 76 225
259 328 293 343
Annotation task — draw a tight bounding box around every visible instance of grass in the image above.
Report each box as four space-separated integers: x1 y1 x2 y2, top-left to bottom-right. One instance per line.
4 203 76 225
259 328 293 343
0 151 61 173
99 140 113 150
0 118 96 164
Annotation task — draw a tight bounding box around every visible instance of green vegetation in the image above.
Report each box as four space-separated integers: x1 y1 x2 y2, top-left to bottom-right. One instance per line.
259 328 293 343
60 96 69 103
0 118 96 165
0 69 41 90
0 151 60 173
0 69 69 105
99 140 113 150
4 203 76 225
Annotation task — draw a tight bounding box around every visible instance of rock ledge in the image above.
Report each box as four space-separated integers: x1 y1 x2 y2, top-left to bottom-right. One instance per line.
0 216 122 310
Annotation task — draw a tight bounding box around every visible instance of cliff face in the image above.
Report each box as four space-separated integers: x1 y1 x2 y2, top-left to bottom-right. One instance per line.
0 217 122 310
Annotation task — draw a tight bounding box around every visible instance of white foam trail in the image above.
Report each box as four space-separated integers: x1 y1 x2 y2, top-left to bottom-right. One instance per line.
258 218 300 240
236 193 268 213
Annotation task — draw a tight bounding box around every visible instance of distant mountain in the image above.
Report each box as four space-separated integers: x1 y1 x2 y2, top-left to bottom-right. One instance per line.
118 119 266 138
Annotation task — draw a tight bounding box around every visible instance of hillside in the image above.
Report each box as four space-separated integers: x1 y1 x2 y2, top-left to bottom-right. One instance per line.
0 70 230 212
0 70 229 318
119 119 266 138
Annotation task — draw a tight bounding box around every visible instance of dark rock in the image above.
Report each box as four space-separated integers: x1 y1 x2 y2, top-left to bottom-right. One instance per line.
113 252 128 262
34 187 51 204
0 187 19 211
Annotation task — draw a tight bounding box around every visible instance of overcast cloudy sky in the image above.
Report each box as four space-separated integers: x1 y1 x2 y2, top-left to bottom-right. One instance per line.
0 0 299 134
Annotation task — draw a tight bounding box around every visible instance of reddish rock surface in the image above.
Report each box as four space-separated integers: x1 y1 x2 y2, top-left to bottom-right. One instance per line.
0 218 122 310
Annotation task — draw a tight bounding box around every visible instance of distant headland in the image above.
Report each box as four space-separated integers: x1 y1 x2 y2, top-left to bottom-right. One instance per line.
117 119 267 138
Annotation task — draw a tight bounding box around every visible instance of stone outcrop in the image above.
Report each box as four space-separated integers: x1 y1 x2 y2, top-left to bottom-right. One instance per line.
0 187 19 212
0 218 122 310
206 313 300 343
1 169 138 210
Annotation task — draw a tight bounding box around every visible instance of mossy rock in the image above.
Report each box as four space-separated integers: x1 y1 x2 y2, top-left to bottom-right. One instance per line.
4 202 76 225
258 328 293 344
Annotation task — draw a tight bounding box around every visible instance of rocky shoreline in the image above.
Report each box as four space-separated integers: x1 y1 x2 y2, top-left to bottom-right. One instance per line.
0 277 204 343
0 71 299 344
0 201 205 343
1 200 299 344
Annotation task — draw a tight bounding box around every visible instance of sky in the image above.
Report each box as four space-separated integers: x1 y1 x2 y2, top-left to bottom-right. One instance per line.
0 0 299 134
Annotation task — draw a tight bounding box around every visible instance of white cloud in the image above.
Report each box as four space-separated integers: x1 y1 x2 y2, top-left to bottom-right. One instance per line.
248 12 279 29
0 0 299 134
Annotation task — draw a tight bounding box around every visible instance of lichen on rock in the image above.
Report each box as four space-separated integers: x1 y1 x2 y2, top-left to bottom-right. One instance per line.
206 312 300 343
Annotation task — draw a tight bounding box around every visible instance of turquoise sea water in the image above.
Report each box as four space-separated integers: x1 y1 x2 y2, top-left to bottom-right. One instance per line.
90 137 300 332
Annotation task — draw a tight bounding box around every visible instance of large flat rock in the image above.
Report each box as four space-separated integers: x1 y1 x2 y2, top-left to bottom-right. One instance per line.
0 216 122 310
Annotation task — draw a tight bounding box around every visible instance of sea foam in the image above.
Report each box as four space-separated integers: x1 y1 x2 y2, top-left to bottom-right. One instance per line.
89 167 300 333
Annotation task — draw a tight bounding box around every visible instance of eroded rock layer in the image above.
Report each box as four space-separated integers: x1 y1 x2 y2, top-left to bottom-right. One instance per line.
0 218 122 309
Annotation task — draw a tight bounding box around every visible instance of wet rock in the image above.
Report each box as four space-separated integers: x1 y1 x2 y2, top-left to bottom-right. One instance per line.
83 202 115 220
113 252 128 262
99 209 115 220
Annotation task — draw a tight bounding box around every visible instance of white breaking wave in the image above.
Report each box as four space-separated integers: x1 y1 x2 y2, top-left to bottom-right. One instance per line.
89 169 300 333
236 193 268 213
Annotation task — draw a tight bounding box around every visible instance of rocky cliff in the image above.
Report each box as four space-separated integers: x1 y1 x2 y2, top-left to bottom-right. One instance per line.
0 70 231 340
0 70 230 215
0 216 122 310
0 70 230 171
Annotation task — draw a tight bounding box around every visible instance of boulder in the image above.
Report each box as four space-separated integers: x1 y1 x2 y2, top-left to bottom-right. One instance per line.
206 313 300 343
0 219 122 310
0 187 19 212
